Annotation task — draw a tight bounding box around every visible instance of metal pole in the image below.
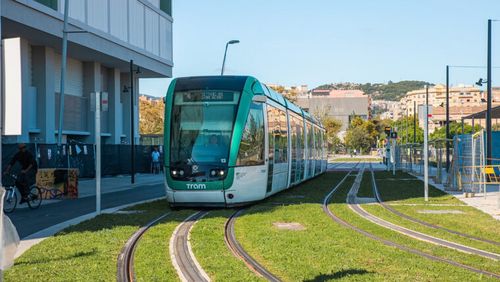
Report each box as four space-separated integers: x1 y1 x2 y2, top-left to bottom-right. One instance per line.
424 85 429 201
446 65 450 171
486 19 492 165
413 101 416 143
130 60 135 184
221 42 229 76
0 0 3 278
95 92 101 214
57 0 70 146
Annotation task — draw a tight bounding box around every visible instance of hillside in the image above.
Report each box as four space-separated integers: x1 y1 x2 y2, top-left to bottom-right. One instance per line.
315 80 431 101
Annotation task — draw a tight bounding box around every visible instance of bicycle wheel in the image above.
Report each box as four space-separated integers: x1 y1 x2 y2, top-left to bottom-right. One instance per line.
3 188 17 213
27 185 42 209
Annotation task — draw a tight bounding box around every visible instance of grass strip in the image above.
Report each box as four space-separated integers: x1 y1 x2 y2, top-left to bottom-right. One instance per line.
357 172 374 198
331 178 500 278
134 209 195 281
5 200 170 282
370 171 500 252
363 204 500 254
190 209 263 282
234 173 494 281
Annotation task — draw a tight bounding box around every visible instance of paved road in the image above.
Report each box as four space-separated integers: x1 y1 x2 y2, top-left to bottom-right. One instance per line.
8 183 165 238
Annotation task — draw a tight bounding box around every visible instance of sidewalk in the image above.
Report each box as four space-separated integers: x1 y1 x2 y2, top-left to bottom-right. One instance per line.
78 173 164 198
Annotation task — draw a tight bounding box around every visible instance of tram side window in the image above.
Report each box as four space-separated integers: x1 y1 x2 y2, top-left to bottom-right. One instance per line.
267 106 288 164
237 103 265 166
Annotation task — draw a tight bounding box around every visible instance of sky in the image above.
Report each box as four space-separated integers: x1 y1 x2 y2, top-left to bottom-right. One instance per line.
140 0 500 97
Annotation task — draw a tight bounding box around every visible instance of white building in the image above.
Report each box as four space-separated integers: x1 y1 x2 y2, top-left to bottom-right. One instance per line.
1 0 173 144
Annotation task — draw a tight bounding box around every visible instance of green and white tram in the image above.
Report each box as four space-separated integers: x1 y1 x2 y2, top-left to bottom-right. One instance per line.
164 76 327 207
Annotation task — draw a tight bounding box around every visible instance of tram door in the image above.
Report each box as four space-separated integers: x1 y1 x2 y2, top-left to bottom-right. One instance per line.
266 106 289 194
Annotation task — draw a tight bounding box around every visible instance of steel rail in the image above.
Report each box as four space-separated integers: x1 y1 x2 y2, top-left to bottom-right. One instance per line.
369 163 500 246
117 212 171 282
170 211 211 282
224 209 281 282
323 165 500 279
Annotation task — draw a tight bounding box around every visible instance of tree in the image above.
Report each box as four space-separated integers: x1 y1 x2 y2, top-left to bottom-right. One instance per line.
139 99 164 134
345 126 373 154
430 122 482 140
390 115 424 144
344 116 378 154
309 104 343 152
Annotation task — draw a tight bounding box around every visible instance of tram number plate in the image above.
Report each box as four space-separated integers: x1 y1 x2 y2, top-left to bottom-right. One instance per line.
186 183 207 190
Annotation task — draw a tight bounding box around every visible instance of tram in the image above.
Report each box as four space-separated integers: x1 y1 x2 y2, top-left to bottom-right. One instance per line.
164 76 327 207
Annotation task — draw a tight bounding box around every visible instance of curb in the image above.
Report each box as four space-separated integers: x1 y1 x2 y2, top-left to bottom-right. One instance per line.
15 196 166 259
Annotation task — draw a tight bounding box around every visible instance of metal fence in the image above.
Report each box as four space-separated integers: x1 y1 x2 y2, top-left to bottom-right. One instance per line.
397 139 452 186
2 143 164 179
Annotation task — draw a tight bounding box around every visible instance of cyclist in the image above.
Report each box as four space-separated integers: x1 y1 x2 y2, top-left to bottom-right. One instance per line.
4 143 38 204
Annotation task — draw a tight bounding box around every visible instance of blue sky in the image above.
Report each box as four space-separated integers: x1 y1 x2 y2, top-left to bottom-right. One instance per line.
140 0 500 97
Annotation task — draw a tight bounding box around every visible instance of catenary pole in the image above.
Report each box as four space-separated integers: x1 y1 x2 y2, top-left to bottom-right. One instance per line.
424 85 429 201
446 65 450 171
486 19 492 165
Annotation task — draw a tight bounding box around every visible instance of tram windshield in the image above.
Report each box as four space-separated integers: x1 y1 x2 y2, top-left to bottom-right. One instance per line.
170 90 240 167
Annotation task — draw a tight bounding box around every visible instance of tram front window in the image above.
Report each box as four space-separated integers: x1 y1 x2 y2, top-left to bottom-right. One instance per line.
170 89 240 180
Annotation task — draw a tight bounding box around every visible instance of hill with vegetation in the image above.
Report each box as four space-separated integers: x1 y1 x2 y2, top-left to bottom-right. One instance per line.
315 80 431 101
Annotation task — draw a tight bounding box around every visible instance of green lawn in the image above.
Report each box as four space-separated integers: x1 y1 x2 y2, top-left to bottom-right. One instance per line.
134 210 195 281
233 173 497 281
357 172 374 198
5 200 171 282
364 171 500 254
190 209 263 281
330 175 500 280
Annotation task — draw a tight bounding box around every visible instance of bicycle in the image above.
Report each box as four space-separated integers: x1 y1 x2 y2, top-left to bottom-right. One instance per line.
3 174 42 213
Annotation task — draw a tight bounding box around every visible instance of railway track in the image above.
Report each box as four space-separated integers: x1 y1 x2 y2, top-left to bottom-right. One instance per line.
322 164 500 279
170 211 211 282
362 165 500 260
368 163 500 247
224 209 281 282
117 212 171 282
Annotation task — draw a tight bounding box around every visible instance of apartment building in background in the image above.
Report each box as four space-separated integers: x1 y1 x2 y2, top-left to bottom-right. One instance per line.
396 85 500 133
296 89 371 132
1 0 173 144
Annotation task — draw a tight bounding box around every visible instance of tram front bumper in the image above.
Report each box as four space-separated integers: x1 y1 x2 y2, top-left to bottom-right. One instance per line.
166 188 227 207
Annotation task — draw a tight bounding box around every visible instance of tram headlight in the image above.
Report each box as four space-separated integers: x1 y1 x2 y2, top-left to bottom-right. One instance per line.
219 170 225 176
171 169 178 176
179 169 185 176
210 170 216 176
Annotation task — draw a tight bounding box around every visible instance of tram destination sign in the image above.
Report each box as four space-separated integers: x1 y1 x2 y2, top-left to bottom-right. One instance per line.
183 90 234 102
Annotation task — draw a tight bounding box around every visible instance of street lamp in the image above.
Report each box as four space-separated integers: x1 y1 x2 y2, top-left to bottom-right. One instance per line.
221 40 240 75
126 60 141 184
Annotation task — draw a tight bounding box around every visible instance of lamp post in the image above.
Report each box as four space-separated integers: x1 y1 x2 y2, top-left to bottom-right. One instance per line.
221 40 240 75
125 60 141 184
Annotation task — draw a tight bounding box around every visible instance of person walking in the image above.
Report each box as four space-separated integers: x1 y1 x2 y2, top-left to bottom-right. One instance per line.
4 144 38 204
151 147 161 174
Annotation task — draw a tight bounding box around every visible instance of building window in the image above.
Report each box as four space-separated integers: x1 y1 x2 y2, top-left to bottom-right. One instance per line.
160 0 172 16
35 0 57 10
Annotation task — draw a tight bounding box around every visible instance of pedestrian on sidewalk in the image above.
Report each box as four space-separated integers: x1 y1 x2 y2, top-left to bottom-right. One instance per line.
151 146 161 174
4 144 38 204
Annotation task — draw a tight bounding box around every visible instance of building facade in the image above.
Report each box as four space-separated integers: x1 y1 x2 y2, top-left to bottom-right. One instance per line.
296 89 371 132
1 0 173 144
397 85 500 133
